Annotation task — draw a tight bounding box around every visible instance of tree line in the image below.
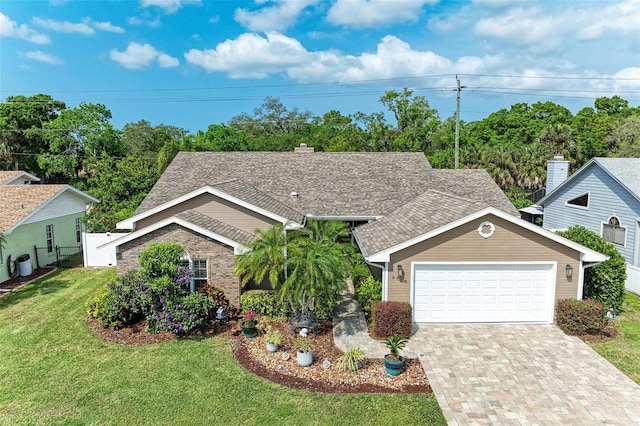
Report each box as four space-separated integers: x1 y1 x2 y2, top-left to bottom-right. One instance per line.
1 90 639 231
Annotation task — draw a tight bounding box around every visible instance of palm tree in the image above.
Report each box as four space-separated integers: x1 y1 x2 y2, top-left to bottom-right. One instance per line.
235 223 286 289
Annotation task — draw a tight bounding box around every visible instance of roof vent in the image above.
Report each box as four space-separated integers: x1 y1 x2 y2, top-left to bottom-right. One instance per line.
291 191 298 198
294 143 314 153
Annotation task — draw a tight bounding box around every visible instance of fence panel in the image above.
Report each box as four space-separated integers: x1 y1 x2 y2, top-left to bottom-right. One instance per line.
626 264 640 296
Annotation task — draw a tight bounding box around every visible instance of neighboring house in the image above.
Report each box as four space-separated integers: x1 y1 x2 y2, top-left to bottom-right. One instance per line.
108 149 605 323
0 172 99 284
539 157 640 295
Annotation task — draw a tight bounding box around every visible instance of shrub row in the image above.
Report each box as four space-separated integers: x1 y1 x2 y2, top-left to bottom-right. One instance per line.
371 301 412 339
239 290 337 320
556 298 608 336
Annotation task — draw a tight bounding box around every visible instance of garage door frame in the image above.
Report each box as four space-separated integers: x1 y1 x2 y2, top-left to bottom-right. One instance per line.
410 261 557 324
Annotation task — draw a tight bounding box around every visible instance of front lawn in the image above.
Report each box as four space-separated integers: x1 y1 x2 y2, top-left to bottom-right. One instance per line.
0 268 444 425
591 291 640 385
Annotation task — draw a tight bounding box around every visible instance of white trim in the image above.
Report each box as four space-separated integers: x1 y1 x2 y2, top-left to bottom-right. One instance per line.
577 260 584 300
101 216 249 255
116 185 301 230
410 261 557 324
565 191 590 210
4 186 99 235
366 207 608 264
3 171 40 184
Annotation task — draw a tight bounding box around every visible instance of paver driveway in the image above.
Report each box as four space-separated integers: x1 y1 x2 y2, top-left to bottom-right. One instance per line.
409 324 640 425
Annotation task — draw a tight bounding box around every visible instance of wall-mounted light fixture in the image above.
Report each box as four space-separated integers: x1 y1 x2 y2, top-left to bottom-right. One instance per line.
565 264 573 279
396 264 404 281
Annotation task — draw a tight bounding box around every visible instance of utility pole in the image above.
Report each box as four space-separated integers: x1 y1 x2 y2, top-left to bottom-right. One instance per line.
454 76 466 169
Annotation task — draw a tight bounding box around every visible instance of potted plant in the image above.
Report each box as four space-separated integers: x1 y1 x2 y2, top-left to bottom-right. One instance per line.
384 334 408 376
336 347 365 374
264 325 282 352
295 336 313 367
241 310 258 338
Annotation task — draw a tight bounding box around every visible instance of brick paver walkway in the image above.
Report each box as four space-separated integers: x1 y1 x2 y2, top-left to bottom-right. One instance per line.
333 291 640 424
415 325 640 425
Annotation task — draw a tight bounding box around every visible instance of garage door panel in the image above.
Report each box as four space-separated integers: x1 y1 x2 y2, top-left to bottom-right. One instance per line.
414 264 553 323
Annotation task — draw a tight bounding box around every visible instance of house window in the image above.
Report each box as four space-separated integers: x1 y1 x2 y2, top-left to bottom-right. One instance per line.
75 217 82 244
46 224 54 254
191 259 208 290
567 193 589 208
603 216 625 246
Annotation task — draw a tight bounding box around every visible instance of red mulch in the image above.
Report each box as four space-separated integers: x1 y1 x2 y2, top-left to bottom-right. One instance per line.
88 317 432 394
578 323 618 343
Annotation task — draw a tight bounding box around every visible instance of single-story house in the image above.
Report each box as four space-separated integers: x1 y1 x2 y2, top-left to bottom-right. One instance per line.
0 171 99 284
109 149 606 323
539 157 640 295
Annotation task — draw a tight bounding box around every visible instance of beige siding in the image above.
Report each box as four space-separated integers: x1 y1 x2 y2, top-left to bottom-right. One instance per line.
117 223 240 305
386 214 581 305
136 193 276 233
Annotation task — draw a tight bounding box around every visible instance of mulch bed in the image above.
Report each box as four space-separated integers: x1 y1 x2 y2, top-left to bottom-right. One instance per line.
0 266 56 296
88 317 432 394
577 323 618 343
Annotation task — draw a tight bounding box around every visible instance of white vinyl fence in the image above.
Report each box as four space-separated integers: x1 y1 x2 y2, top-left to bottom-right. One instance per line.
82 232 126 267
626 264 640 296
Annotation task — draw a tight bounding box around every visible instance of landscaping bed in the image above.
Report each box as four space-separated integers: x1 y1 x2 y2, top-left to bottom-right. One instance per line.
89 317 431 394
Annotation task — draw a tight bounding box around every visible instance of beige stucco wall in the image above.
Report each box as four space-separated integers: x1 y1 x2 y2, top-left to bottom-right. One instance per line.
386 214 581 305
117 223 240 305
136 193 276 234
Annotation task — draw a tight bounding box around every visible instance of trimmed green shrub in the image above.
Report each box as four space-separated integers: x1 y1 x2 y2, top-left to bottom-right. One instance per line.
240 290 286 317
371 301 412 339
557 225 626 312
556 298 608 335
139 242 185 280
355 276 382 316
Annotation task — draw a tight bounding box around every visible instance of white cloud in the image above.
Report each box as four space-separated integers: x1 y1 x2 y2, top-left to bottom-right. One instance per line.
33 17 95 35
127 16 161 28
110 42 179 69
140 0 201 14
20 50 63 65
234 0 318 32
184 32 503 83
185 32 309 78
91 20 125 34
474 1 640 49
326 0 436 27
0 12 50 44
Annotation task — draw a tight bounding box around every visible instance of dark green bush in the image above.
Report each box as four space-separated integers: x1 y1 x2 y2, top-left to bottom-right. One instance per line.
86 270 149 328
240 290 286 317
556 298 608 335
139 242 185 280
557 225 626 312
355 276 382 316
371 301 412 339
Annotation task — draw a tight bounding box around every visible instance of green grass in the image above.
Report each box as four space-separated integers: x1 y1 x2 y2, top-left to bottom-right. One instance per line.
591 291 640 385
0 268 444 425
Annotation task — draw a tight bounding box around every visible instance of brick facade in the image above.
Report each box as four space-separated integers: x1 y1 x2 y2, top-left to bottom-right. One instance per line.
117 224 240 305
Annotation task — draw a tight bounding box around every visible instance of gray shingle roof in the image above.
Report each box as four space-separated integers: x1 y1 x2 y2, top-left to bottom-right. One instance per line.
354 189 492 256
595 158 640 199
175 209 255 245
136 152 434 219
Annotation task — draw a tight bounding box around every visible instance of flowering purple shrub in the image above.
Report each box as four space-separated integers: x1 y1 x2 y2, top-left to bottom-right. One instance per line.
147 293 213 333
86 270 149 328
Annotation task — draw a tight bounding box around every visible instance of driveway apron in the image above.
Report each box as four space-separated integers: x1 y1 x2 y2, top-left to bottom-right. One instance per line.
411 324 640 425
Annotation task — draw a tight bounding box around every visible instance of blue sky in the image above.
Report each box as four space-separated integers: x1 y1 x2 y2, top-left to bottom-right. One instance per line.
1 0 639 133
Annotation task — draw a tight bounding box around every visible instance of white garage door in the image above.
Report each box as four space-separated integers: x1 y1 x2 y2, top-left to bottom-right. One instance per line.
413 263 554 323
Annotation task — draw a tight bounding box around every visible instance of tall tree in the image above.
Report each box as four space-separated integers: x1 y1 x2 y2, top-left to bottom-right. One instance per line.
37 103 122 179
0 94 65 172
121 120 187 161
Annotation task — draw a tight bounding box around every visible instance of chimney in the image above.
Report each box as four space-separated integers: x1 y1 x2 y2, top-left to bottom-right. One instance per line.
294 142 314 153
546 155 569 193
